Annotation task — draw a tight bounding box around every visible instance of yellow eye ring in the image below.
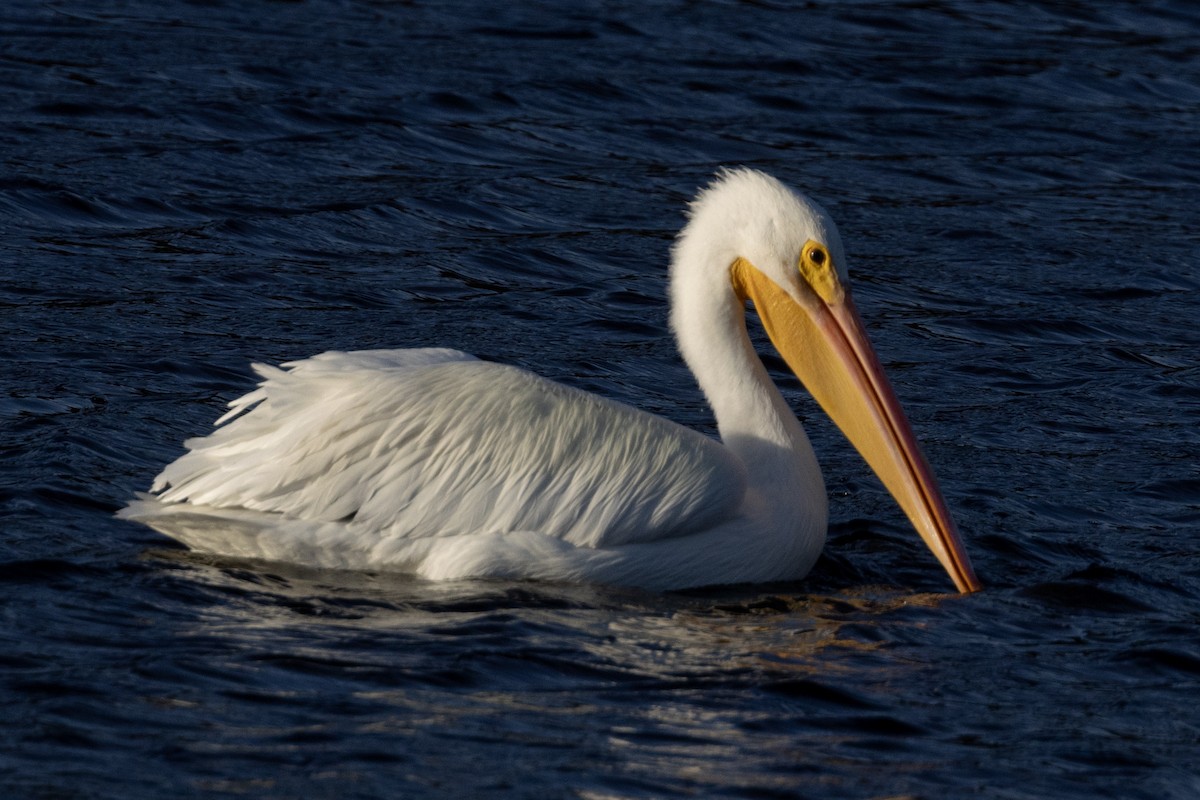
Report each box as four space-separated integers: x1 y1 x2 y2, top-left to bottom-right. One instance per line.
799 240 844 304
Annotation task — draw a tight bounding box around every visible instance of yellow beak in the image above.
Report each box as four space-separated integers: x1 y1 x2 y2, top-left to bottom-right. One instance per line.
732 255 981 594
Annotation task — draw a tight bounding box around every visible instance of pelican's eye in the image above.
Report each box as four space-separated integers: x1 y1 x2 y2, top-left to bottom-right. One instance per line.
799 240 844 303
799 243 830 273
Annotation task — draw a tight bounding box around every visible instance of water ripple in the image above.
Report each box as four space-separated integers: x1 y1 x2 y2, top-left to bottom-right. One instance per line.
4 0 1200 797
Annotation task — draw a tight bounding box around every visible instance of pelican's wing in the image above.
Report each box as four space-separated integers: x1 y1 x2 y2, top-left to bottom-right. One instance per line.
151 348 746 549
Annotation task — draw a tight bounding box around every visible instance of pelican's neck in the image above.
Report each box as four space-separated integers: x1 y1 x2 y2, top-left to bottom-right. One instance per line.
669 255 821 498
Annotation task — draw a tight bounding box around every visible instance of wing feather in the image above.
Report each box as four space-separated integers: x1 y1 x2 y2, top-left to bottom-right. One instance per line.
153 349 746 549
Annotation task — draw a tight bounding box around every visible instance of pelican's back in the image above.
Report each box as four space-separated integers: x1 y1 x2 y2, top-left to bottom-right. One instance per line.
150 349 746 550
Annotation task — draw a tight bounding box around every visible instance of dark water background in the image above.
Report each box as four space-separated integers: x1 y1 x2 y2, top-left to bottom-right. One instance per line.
3 0 1200 797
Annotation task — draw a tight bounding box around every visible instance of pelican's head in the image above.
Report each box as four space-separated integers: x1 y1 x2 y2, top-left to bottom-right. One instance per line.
672 168 981 594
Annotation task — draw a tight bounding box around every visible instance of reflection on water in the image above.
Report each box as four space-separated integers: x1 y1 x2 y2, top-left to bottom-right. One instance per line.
141 555 969 796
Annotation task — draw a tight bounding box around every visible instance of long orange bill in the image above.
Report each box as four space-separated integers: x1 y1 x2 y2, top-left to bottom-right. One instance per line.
732 255 981 593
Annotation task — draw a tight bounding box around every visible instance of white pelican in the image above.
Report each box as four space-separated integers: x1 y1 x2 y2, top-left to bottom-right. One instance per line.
121 169 980 593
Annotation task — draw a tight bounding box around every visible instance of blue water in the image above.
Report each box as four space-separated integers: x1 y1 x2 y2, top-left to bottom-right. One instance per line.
3 0 1200 797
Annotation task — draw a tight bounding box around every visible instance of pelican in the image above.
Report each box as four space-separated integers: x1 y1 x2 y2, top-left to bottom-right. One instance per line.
120 169 980 593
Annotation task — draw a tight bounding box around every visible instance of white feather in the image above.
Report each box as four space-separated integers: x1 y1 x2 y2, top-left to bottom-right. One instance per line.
152 349 745 546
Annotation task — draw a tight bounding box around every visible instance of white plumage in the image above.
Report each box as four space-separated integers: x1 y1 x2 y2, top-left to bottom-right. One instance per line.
121 169 979 593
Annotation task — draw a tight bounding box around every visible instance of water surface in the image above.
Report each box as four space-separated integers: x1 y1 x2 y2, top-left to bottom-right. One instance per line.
3 1 1200 797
